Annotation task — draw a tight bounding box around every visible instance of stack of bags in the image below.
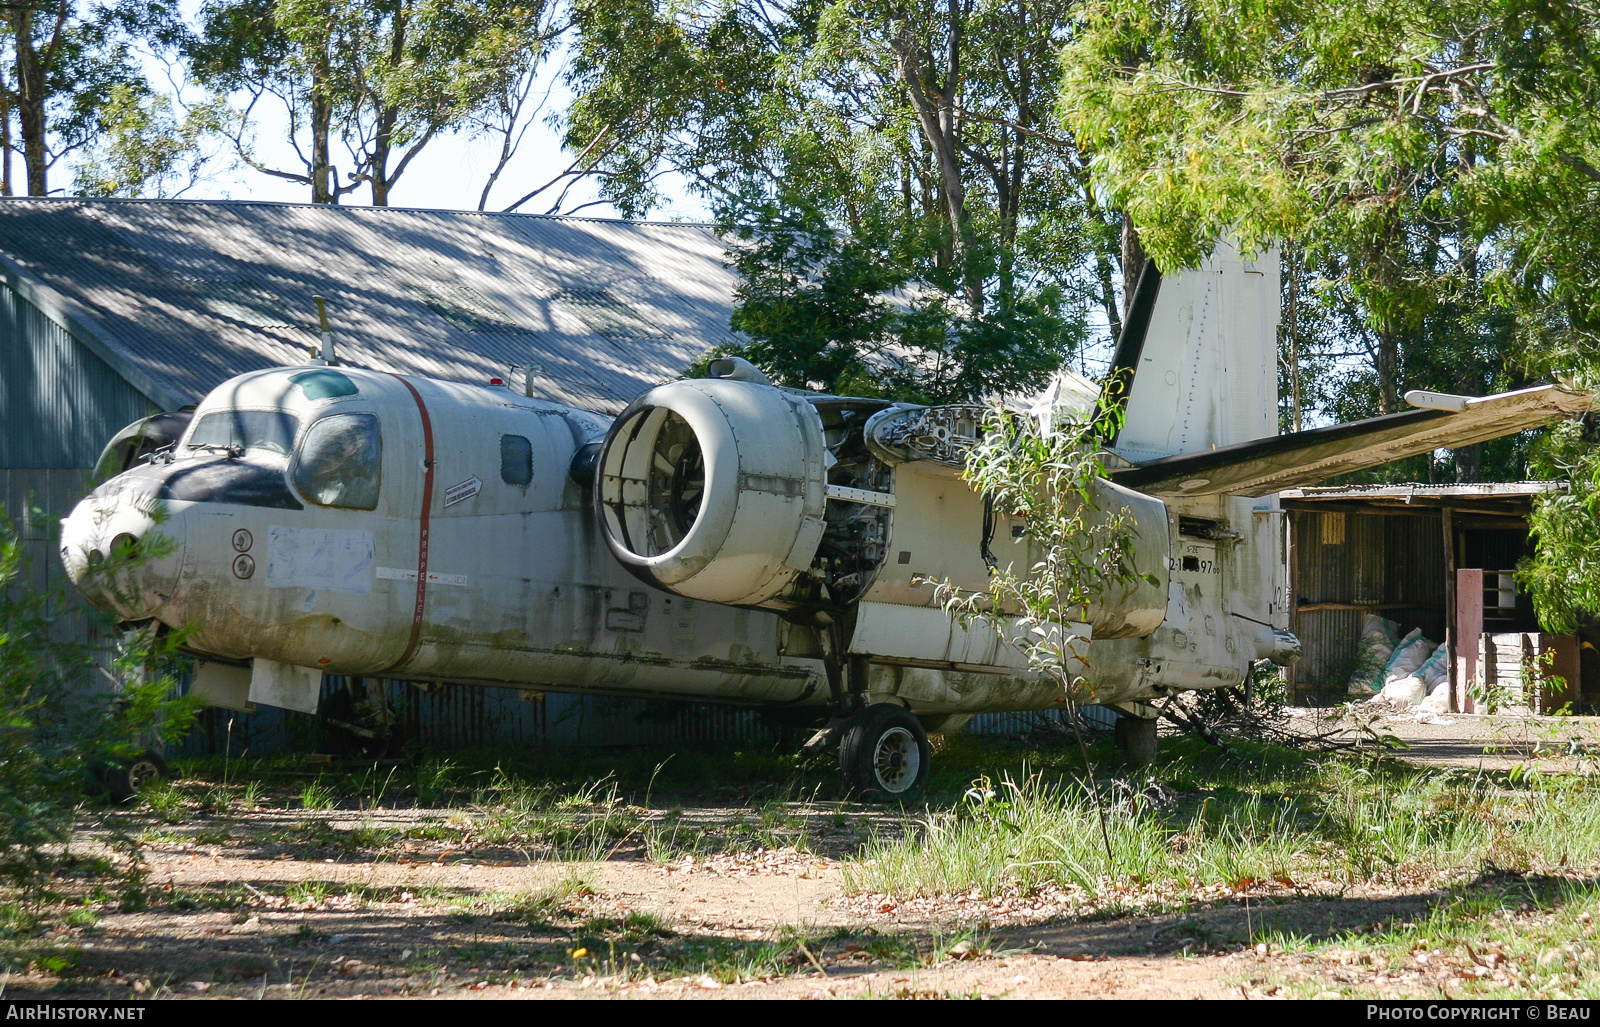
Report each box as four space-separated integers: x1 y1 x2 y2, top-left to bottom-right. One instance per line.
1345 614 1450 710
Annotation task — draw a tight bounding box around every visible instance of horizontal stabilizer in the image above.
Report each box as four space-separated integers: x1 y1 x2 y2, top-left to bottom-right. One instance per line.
1110 384 1592 498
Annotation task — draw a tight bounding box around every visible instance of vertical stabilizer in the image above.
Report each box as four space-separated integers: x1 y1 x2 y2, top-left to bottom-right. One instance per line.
1114 239 1279 461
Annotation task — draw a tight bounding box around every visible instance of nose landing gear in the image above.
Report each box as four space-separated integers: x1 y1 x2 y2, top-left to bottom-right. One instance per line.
805 643 931 801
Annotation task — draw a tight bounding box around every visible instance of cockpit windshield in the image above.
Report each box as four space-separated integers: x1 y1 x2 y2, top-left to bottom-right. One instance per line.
186 409 300 457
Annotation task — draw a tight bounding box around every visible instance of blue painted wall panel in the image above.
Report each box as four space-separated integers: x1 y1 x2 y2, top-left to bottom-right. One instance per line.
174 676 786 758
0 284 157 469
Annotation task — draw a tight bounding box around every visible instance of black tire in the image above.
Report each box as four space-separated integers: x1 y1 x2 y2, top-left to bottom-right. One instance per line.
838 703 931 801
105 749 170 803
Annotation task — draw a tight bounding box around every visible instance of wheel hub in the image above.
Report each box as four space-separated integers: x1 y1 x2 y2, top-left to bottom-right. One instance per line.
872 726 920 793
127 759 161 790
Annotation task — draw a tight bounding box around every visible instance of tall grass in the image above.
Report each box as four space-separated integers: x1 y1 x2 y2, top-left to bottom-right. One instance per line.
848 756 1600 903
467 771 640 860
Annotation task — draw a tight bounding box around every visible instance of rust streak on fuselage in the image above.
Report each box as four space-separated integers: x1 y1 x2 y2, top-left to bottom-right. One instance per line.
383 373 435 674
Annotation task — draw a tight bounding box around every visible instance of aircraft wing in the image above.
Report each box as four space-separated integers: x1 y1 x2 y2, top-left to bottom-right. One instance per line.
1109 384 1593 498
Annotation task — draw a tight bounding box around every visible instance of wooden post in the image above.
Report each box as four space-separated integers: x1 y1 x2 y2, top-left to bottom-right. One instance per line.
1456 567 1484 713
1443 507 1455 712
1286 509 1299 701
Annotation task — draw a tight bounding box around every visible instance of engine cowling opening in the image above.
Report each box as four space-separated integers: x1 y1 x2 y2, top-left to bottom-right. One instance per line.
597 379 831 609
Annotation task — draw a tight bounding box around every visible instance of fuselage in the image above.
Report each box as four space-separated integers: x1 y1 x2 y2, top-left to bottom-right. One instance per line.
61 365 1287 719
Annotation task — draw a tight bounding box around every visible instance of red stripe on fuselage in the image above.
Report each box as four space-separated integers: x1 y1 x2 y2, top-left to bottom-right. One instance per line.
383 374 434 673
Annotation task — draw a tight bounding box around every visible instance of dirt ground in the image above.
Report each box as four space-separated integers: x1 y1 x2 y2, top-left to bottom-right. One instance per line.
1283 704 1600 771
5 711 1597 1001
4 815 1452 1001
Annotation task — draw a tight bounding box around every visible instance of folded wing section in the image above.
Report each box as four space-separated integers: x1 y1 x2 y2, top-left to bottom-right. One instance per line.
1110 384 1593 498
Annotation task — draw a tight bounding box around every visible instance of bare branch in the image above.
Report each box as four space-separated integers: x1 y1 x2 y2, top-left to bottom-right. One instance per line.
502 123 613 213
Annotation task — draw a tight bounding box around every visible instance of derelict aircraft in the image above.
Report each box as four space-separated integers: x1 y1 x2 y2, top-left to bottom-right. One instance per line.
60 241 1592 798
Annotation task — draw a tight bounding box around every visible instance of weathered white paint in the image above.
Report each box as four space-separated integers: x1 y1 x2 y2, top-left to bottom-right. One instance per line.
189 661 254 712
248 658 322 714
265 526 374 594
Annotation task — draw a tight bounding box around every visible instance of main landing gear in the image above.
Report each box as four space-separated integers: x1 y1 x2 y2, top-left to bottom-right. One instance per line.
838 702 931 800
807 647 931 802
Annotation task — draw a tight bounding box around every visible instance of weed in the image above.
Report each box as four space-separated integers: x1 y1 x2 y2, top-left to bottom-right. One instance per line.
848 745 1600 906
488 871 597 925
140 784 191 824
579 910 674 942
334 822 398 852
415 759 458 806
299 781 336 811
1271 875 1600 999
284 881 332 908
60 903 97 930
403 823 460 842
466 774 639 860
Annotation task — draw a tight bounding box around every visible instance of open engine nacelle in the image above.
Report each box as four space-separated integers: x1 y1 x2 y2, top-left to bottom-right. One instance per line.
597 376 833 608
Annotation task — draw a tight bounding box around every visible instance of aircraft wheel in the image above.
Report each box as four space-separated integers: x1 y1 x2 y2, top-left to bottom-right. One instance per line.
104 749 171 803
838 703 930 801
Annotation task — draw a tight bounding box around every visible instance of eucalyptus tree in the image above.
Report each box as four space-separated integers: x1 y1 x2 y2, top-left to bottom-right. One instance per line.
565 0 1135 401
0 0 187 196
189 0 561 205
1059 0 1598 408
1057 0 1600 609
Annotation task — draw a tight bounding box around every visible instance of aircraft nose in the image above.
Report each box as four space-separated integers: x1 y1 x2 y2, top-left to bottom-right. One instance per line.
60 481 186 623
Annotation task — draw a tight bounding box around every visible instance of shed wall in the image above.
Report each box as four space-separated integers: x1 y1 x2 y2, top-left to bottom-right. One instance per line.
1291 509 1447 696
174 677 789 756
1 284 156 646
0 283 157 469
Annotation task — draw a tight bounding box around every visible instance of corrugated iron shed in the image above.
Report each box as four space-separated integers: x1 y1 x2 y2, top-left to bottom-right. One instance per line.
0 198 742 416
1280 481 1580 706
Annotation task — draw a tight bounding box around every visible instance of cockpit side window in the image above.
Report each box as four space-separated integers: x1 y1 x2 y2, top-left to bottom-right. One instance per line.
187 409 300 457
501 434 533 487
293 413 381 509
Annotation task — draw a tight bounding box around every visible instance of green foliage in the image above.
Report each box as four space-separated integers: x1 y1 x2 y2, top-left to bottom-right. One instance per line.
0 506 200 892
190 0 560 204
849 747 1600 904
1061 0 1541 437
935 403 1138 698
1519 411 1600 633
1059 0 1600 591
567 0 1127 357
714 185 1077 401
72 83 229 198
1 0 192 195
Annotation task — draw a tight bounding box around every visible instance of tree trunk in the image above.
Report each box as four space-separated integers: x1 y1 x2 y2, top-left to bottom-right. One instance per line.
1376 323 1399 415
1121 217 1146 321
11 8 49 196
2 86 13 197
1286 247 1302 432
367 6 408 206
310 29 333 204
369 111 392 206
891 4 982 316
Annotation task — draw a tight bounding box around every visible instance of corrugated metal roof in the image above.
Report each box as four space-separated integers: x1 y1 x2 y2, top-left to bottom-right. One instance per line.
1283 482 1563 499
0 198 744 414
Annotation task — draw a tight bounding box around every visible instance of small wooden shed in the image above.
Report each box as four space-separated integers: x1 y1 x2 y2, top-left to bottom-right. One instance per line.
1280 482 1594 712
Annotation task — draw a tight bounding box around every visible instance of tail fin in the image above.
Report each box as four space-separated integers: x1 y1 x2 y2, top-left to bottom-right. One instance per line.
1113 238 1280 462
